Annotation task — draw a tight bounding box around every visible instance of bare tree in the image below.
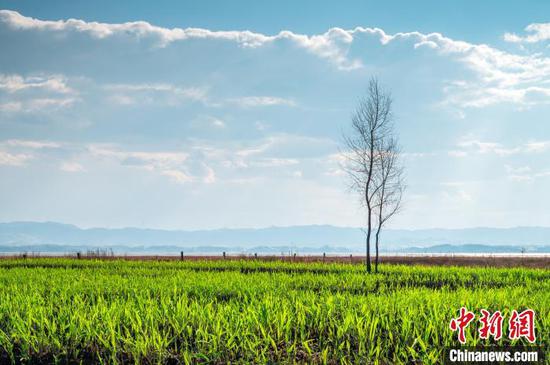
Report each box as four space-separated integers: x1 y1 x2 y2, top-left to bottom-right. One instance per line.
372 137 404 273
342 78 403 273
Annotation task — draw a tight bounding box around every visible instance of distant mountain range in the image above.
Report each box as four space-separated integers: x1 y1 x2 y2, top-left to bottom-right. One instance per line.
0 222 549 254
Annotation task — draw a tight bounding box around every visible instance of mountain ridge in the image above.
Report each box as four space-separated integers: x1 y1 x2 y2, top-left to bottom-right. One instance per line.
1 222 549 252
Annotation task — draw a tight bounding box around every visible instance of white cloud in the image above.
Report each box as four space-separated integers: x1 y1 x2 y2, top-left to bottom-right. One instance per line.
228 96 296 108
0 10 273 47
26 97 78 110
401 152 434 159
448 150 468 157
0 102 22 112
210 118 226 128
89 145 188 168
292 170 303 178
202 164 216 184
505 165 531 174
5 139 61 149
442 188 474 203
2 10 549 108
0 151 32 166
193 115 226 129
255 121 268 131
89 145 197 184
235 140 274 159
505 165 550 182
0 139 62 167
108 94 135 105
105 83 295 110
457 140 520 156
251 158 300 167
0 11 361 69
184 134 335 182
60 161 85 172
455 139 550 156
0 74 73 94
0 73 79 113
444 84 550 108
161 169 193 183
280 27 362 70
504 23 550 43
525 140 550 153
105 83 208 105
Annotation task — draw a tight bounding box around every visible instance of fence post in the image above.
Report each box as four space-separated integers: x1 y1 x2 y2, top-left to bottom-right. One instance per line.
77 252 81 260
223 251 226 259
180 251 184 261
254 253 258 259
293 253 296 261
350 254 353 263
323 252 326 262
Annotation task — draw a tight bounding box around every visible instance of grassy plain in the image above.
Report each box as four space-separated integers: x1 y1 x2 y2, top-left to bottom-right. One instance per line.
0 258 547 364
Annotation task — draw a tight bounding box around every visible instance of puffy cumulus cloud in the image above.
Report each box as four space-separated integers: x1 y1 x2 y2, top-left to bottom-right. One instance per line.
0 11 469 71
2 11 550 229
278 27 362 70
0 10 272 47
504 23 550 43
348 28 550 109
440 49 550 107
2 10 549 110
352 27 550 104
0 10 359 69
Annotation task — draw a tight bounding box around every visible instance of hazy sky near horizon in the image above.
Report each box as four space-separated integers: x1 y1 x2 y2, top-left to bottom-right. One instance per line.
0 1 549 230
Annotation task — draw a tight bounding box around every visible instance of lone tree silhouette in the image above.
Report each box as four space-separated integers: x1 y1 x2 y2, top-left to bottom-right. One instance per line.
342 77 404 273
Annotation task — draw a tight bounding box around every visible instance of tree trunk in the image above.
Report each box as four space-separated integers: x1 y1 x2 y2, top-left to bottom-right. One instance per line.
365 132 375 274
366 213 372 273
375 226 381 273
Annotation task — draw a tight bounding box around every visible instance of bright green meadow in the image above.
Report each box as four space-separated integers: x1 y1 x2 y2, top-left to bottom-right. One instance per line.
0 259 547 364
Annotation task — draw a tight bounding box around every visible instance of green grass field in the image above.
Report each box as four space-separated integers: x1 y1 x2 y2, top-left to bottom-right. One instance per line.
0 259 547 364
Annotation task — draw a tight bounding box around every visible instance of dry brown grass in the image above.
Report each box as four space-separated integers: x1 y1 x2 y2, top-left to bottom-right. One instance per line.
2 253 548 268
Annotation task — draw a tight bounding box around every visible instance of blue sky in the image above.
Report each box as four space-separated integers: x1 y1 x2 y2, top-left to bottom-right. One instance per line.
0 1 549 229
